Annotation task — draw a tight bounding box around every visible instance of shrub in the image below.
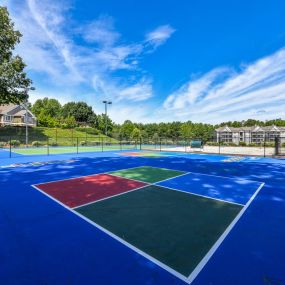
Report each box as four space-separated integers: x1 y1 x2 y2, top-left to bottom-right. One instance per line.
282 142 285 147
49 142 58 147
91 141 100 146
239 141 247 146
205 141 219 146
10 140 21 147
264 142 275 147
32 141 42 147
0 141 7 148
80 141 87 146
75 127 100 135
248 142 259 147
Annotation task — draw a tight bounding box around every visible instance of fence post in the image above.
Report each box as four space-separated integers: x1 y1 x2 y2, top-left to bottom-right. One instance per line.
101 137 104 152
140 137 142 150
218 137 221 155
77 137 79 154
263 139 266 157
9 137 12 158
47 138 50 156
274 137 279 156
160 138 162 152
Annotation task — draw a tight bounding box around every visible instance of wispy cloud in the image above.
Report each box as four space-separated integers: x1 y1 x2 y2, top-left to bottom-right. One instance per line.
92 74 153 102
163 48 285 122
82 15 120 47
145 25 176 48
7 0 174 106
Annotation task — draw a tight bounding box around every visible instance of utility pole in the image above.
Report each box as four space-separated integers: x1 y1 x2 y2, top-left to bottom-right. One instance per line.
102 100 112 136
24 87 35 147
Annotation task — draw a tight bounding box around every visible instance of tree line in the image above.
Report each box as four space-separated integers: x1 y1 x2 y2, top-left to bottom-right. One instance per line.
31 98 112 132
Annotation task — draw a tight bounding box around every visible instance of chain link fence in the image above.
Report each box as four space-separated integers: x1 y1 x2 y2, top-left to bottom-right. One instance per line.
0 134 284 159
140 136 285 157
0 135 139 159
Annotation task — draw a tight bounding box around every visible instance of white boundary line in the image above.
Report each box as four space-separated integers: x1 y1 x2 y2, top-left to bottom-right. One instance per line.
72 184 149 209
108 172 244 207
109 170 188 185
155 184 245 207
187 182 265 284
146 165 261 183
33 166 143 186
31 163 266 284
31 184 189 283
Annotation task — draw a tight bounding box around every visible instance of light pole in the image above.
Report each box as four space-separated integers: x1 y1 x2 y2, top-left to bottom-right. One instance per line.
102 100 112 136
23 87 35 147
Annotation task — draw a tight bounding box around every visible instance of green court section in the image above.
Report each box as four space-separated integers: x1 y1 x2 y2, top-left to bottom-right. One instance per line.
76 185 242 276
109 166 185 183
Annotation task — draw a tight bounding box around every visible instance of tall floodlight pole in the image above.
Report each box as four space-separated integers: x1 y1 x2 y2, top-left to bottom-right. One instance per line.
24 87 35 147
102 100 112 136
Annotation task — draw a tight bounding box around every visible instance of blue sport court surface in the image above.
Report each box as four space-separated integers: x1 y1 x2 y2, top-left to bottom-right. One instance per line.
0 150 285 285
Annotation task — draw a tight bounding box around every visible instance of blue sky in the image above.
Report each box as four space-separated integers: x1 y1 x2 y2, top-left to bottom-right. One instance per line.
3 0 285 123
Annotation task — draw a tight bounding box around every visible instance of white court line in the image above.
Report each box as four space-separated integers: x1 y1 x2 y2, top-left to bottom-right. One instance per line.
33 165 143 186
109 171 189 185
31 163 266 284
187 182 265 284
146 165 261 183
31 184 189 283
155 184 245 207
72 184 149 209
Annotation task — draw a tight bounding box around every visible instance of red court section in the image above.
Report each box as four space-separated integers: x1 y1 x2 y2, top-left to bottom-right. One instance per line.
35 174 147 208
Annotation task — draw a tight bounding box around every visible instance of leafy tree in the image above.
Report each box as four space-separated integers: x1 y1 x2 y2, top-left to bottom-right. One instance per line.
62 102 93 123
131 127 141 141
0 7 33 104
120 120 134 138
152 133 160 142
181 121 194 138
96 114 113 133
37 110 57 127
32 98 62 118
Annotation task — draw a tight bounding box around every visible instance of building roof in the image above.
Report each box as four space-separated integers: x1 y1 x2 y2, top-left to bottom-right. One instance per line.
0 104 35 118
215 125 285 132
0 104 17 114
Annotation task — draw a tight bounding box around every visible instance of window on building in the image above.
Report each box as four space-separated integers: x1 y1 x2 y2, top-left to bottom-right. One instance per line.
4 115 12 122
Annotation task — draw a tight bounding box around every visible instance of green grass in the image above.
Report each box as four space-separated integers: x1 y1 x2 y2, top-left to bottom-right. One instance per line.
110 166 185 183
76 185 242 276
0 126 118 146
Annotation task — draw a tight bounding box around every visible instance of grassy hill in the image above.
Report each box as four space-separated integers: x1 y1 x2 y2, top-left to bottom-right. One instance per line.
0 126 118 146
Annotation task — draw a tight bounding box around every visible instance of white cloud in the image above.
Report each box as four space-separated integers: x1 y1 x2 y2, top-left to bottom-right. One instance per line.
163 48 285 123
92 74 153 102
7 0 175 112
81 15 120 46
145 25 176 48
